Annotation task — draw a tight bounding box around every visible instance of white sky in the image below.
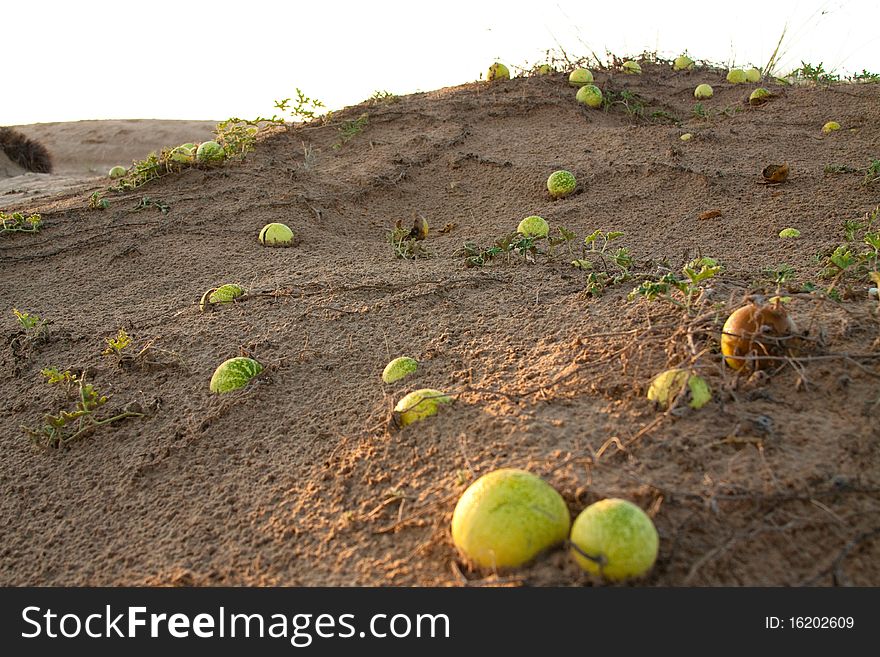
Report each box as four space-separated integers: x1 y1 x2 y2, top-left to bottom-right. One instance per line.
3 0 879 125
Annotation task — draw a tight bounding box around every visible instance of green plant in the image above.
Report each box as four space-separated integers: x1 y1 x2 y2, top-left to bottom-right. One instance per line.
133 196 170 214
789 61 839 84
848 69 880 83
389 225 428 260
571 230 633 296
692 102 709 119
13 308 46 333
211 120 258 159
89 191 109 210
333 113 369 149
629 256 722 312
23 369 142 449
824 163 859 174
274 88 327 122
602 89 645 118
368 90 399 105
864 159 880 187
816 208 880 292
1 211 42 234
110 152 165 191
103 328 132 359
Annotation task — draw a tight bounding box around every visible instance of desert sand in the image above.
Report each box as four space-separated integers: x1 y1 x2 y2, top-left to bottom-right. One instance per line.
1 61 878 586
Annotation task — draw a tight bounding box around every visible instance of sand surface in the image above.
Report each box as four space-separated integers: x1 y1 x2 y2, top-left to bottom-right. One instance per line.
1 63 878 586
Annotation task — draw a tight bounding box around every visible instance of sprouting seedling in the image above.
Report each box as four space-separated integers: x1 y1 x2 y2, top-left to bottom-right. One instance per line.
103 328 132 359
572 230 633 296
1 211 42 234
133 196 170 214
789 61 839 84
23 369 143 449
762 264 796 293
89 191 109 210
865 160 880 187
333 113 369 150
692 103 709 119
13 308 45 332
547 226 577 258
629 257 722 312
368 90 399 105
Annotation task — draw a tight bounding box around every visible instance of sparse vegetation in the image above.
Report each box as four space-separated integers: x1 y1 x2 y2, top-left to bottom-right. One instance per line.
23 368 143 449
815 209 880 295
368 90 399 105
133 196 170 214
274 88 328 122
788 61 840 84
629 257 722 313
89 191 109 210
571 230 634 297
1 211 42 234
333 113 369 149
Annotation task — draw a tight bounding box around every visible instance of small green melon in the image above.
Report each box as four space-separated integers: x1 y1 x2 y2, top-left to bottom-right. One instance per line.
209 357 263 393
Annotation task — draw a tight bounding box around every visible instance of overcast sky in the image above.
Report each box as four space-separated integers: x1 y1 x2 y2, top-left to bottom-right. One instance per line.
4 0 879 125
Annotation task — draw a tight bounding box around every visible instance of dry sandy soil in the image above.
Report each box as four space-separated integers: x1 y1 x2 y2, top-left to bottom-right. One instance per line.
1 61 878 587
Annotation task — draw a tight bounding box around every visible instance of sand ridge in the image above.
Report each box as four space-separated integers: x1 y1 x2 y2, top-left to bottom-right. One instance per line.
1 63 878 586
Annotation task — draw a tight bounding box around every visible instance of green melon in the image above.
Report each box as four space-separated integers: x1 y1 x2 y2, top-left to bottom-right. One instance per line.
547 170 577 199
487 62 510 81
517 215 549 238
199 284 245 312
196 140 225 164
452 469 570 569
382 356 418 384
209 357 263 393
259 223 294 247
570 498 659 581
393 388 452 427
646 369 711 410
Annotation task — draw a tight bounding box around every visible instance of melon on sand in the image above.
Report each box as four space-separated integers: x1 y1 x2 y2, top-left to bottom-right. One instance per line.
259 222 294 246
452 469 570 569
199 284 245 312
673 55 694 71
568 68 593 86
196 140 225 164
576 84 602 108
382 356 418 384
517 215 549 238
392 388 452 427
646 369 710 410
694 84 713 99
209 357 263 393
569 498 659 581
487 62 510 81
547 170 577 199
721 302 798 371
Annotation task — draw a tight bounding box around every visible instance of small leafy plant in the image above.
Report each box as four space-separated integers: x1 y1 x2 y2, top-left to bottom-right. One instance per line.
1 211 42 234
333 113 369 150
274 88 327 122
629 256 722 312
815 208 880 293
864 159 880 187
23 368 142 449
368 90 399 105
103 328 132 360
789 61 839 84
133 196 170 214
571 230 634 296
13 308 47 334
89 191 109 210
